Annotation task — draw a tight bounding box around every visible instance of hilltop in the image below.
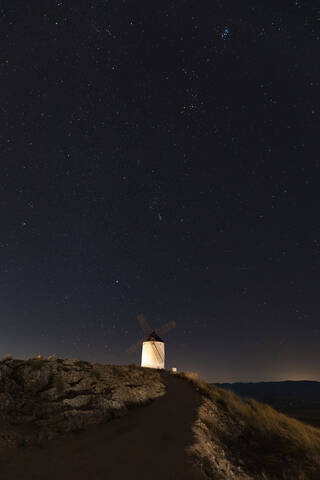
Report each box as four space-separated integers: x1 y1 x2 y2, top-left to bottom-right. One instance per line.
0 358 320 479
0 357 165 447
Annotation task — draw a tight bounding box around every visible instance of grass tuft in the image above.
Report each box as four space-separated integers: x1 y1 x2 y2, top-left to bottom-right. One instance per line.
90 368 101 380
54 374 66 395
2 354 13 361
183 371 199 381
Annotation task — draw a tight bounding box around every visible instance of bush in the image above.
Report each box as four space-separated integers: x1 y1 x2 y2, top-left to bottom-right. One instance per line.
183 371 198 381
112 366 127 378
2 354 13 361
90 368 101 380
29 357 46 370
54 374 66 395
17 438 27 448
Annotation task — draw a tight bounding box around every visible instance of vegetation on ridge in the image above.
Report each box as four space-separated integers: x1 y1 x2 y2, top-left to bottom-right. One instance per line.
180 373 320 480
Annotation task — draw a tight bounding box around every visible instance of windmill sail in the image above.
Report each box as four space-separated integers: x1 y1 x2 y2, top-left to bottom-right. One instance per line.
151 341 164 364
155 321 176 337
127 338 144 354
137 314 151 335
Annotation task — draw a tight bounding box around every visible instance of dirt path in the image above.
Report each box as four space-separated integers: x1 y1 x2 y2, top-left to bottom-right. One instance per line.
0 373 206 480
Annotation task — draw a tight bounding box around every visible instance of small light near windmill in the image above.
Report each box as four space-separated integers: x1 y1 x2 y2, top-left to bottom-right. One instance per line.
172 367 177 373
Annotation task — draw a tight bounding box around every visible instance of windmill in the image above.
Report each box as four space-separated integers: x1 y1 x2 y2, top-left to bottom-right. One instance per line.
127 314 176 369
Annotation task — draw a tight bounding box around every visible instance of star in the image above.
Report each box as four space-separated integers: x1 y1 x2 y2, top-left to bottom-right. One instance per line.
221 27 230 40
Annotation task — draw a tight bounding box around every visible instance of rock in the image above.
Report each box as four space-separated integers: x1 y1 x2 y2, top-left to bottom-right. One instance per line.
0 358 165 447
16 363 51 392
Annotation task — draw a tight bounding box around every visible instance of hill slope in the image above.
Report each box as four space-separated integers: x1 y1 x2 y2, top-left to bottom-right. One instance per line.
216 380 320 428
1 359 320 479
216 381 320 406
187 376 320 479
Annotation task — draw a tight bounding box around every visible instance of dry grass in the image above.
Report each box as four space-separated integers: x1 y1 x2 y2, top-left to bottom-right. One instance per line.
183 371 199 381
208 382 320 456
2 354 13 361
179 373 320 479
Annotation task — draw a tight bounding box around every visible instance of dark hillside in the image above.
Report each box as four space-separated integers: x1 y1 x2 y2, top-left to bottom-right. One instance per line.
185 375 320 479
216 381 320 427
1 359 320 479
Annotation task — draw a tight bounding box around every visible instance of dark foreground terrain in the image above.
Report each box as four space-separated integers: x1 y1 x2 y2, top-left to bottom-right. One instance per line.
0 372 204 480
1 358 320 479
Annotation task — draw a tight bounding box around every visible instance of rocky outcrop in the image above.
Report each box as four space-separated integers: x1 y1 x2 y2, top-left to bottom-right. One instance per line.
190 396 252 479
0 358 165 447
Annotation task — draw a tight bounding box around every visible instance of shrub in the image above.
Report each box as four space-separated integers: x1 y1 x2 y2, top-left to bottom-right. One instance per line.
183 371 199 381
17 438 27 448
28 357 46 370
47 354 57 361
128 364 138 370
90 368 101 380
2 354 13 361
112 366 127 378
54 374 66 395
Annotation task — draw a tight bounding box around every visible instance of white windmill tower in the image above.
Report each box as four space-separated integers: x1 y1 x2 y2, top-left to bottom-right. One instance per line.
128 314 176 369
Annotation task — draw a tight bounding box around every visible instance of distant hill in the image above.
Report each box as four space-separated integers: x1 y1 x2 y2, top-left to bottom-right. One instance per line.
215 380 320 428
215 381 320 406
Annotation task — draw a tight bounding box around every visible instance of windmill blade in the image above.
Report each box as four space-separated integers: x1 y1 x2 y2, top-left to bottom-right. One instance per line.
127 338 144 355
155 321 176 337
137 313 151 335
151 341 164 364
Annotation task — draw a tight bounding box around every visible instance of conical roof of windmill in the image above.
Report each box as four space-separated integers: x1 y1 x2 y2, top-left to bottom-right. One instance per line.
146 331 164 342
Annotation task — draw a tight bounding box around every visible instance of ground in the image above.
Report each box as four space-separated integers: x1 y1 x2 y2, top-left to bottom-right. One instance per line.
1 360 320 480
0 372 205 480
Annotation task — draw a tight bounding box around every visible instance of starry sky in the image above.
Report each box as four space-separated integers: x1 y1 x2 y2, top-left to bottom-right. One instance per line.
1 1 320 382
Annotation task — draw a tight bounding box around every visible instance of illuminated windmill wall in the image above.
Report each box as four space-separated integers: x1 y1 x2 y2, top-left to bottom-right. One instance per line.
128 314 176 370
141 331 165 369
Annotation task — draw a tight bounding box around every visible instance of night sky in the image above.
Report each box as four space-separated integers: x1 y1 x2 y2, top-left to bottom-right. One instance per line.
1 1 320 382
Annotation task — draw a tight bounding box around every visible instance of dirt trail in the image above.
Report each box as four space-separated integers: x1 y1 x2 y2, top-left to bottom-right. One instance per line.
0 373 206 480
